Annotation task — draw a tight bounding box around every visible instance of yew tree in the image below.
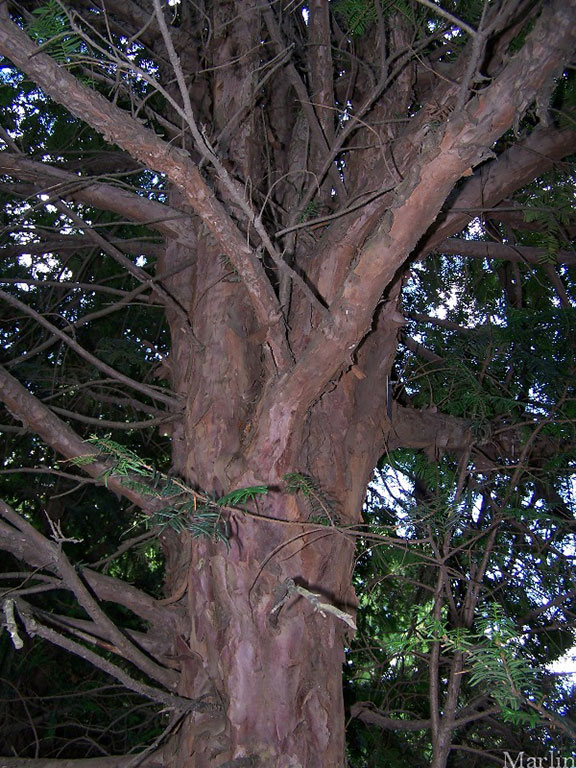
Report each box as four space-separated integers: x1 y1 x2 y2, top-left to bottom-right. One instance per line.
0 0 575 766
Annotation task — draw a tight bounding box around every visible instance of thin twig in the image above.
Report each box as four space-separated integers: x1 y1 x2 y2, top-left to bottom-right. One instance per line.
0 289 180 409
412 0 477 38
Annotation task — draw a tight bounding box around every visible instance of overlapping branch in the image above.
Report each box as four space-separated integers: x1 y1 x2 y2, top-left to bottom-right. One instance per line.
432 237 576 266
0 5 291 370
0 152 196 245
0 365 161 509
0 290 180 408
246 1 576 471
0 495 197 717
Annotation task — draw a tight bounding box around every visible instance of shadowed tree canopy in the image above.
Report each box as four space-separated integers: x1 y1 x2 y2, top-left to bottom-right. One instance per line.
0 0 574 766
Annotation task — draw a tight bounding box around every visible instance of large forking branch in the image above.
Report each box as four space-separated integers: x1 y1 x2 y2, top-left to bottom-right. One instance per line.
292 1 574 392
0 2 292 371
293 123 576 292
243 0 576 473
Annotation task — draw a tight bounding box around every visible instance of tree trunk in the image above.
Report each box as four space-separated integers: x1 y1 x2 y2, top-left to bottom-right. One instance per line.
0 1 575 765
162 520 354 767
153 222 396 765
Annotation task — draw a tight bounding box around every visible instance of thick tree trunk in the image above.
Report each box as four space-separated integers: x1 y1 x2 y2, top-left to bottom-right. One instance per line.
1 2 573 764
163 522 354 767
150 215 397 764
161 430 362 766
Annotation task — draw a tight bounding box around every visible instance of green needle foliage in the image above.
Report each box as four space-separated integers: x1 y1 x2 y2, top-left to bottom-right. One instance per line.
70 435 270 545
27 0 82 64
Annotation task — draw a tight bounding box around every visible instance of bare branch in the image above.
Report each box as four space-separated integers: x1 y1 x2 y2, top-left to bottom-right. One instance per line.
0 756 151 767
49 406 177 431
0 152 195 244
50 199 200 343
401 335 444 364
412 0 478 38
0 502 178 688
0 507 175 630
14 599 203 712
0 365 160 509
423 125 576 250
0 289 180 408
433 236 576 265
351 702 431 731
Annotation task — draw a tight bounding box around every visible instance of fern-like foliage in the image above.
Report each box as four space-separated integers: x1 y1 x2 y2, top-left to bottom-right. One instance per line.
27 0 82 64
380 601 541 723
69 435 270 547
442 603 540 722
71 435 154 487
333 0 480 39
521 186 574 264
147 501 228 545
216 485 269 508
333 0 426 37
333 0 379 37
466 604 541 721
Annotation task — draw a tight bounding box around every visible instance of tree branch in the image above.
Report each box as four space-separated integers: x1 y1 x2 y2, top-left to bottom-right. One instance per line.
0 9 291 370
390 403 572 471
423 124 576 250
433 237 576 266
401 334 445 364
0 289 180 408
0 757 156 767
0 365 160 509
0 152 195 244
412 0 478 38
13 599 202 711
350 702 431 731
0 499 177 688
152 0 325 319
50 199 199 342
49 406 176 432
262 5 347 204
0 513 177 632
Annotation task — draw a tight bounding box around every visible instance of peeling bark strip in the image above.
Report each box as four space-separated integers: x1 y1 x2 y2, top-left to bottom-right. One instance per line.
0 0 575 765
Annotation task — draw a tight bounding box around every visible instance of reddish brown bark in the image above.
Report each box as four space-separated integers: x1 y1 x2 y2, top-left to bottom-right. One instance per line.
0 1 575 766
